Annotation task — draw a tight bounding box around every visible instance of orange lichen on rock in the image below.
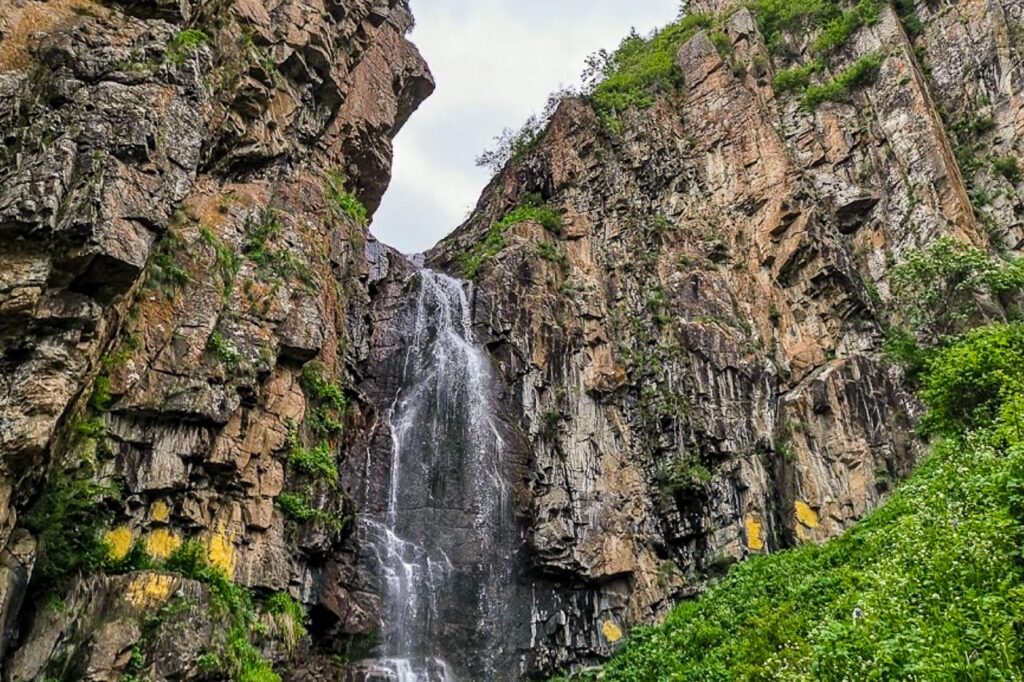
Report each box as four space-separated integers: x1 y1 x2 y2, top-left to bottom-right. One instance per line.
0 0 100 72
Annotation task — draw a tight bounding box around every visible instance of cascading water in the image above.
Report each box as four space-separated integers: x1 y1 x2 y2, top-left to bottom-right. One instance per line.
359 270 516 681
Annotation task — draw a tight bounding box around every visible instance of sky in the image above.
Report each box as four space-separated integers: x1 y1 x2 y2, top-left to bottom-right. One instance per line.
370 0 679 255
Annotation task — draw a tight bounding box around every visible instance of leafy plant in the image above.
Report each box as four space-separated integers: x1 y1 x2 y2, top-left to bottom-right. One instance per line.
288 439 339 487
324 172 369 225
993 155 1021 184
890 237 1024 342
21 468 120 594
800 51 885 109
166 29 208 65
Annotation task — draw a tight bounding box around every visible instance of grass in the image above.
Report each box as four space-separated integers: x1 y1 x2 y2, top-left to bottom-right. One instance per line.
800 51 885 109
561 321 1024 681
459 196 564 279
324 172 369 226
586 14 711 125
166 29 208 66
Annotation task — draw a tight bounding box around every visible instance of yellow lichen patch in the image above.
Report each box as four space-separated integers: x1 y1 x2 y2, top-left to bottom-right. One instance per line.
104 526 133 561
206 523 236 575
150 500 171 523
602 620 624 643
124 573 175 609
795 501 820 529
145 528 181 560
744 515 765 552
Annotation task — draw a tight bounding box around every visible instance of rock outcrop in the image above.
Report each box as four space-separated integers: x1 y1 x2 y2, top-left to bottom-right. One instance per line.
0 0 431 676
424 0 1023 672
2 0 1024 679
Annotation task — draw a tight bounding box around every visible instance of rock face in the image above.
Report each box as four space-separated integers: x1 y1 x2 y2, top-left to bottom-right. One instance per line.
1 0 1023 679
0 0 432 676
424 0 1024 673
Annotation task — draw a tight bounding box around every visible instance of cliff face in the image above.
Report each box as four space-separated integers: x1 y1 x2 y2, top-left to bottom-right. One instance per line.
2 0 1024 679
425 0 1024 672
0 0 431 677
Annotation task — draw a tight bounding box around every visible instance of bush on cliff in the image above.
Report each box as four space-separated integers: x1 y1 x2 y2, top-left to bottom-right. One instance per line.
561 322 1024 680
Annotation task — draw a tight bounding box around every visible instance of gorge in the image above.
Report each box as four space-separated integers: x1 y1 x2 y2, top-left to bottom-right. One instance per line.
1 0 1023 680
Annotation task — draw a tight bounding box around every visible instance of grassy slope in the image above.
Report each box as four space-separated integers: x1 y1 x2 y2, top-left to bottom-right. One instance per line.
564 324 1024 681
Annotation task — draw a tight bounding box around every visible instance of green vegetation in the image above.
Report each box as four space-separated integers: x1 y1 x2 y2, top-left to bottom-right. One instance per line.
748 0 881 56
800 51 885 109
564 318 1024 681
21 469 119 595
149 232 192 294
207 330 243 369
199 226 242 300
459 196 564 279
288 437 339 487
656 455 712 498
324 172 369 225
275 490 342 530
300 362 346 437
165 542 296 682
476 111 551 173
993 155 1022 184
166 29 208 66
536 242 566 265
584 14 711 125
89 375 112 412
772 60 822 93
242 208 316 289
808 0 883 55
890 237 1024 343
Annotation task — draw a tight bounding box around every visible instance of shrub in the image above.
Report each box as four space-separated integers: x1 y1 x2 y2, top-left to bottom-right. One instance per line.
773 60 822 92
324 173 369 225
994 155 1022 184
890 237 1024 342
166 29 208 65
21 469 119 594
749 0 840 53
920 322 1024 437
584 14 711 123
809 0 883 55
801 51 885 109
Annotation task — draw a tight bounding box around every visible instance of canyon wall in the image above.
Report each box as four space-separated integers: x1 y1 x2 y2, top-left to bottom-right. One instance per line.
1 0 1023 679
426 0 1024 672
0 0 432 677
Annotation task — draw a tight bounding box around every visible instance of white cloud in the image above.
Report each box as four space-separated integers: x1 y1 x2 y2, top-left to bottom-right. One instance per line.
370 0 678 254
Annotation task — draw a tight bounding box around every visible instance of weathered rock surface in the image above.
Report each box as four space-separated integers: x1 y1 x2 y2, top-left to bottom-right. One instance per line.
2 0 1024 678
0 0 431 676
425 0 1022 672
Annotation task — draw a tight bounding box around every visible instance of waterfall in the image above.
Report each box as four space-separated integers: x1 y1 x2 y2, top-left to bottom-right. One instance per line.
359 270 515 681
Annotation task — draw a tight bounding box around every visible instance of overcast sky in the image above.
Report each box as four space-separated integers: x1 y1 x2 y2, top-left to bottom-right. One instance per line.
370 0 679 255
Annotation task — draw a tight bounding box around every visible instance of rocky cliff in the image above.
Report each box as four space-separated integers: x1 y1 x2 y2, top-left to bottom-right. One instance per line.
0 0 431 678
425 0 1023 673
1 0 1023 679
